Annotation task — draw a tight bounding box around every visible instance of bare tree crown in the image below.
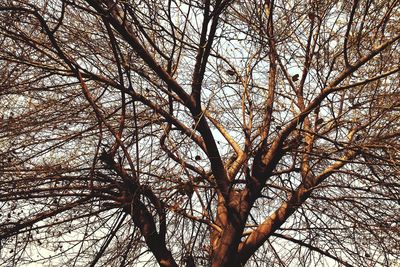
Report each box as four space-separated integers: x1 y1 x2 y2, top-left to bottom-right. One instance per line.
0 0 399 266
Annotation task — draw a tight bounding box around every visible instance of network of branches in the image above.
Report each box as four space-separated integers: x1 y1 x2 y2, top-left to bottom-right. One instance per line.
0 0 399 266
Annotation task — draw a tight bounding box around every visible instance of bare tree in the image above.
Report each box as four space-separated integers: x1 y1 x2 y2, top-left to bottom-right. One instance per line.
0 0 399 266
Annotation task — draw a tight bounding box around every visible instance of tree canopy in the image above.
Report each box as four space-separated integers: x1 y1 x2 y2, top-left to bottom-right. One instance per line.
0 0 399 266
